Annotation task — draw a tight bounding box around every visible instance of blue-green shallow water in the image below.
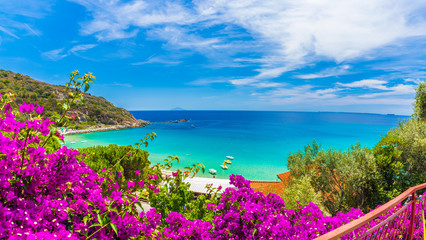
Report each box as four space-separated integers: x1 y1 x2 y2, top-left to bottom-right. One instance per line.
64 111 408 181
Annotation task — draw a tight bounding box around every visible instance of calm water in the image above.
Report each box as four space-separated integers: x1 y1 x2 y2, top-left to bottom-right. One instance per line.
65 111 408 180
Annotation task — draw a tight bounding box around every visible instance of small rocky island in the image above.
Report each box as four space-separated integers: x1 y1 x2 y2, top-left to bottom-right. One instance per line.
164 119 188 123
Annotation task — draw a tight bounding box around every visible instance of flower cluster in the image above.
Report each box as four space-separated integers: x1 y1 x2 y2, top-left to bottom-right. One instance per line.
0 98 160 239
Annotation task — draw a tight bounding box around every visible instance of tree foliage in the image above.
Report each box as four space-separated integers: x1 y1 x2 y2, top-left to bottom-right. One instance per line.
282 175 325 213
372 118 426 204
413 80 426 120
79 144 151 189
287 141 378 215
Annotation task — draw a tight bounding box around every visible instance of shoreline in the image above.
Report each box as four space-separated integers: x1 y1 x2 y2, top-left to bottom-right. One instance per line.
62 120 151 135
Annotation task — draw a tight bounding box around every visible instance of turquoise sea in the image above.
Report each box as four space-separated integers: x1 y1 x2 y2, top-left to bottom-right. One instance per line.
65 111 408 181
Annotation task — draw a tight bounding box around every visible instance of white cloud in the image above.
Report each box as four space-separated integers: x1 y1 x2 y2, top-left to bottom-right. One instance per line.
73 0 426 85
266 85 337 98
337 79 389 90
111 82 133 88
72 0 195 41
255 66 291 80
228 78 284 88
297 65 351 79
42 44 97 61
0 0 54 40
252 82 284 88
404 78 423 84
0 26 20 39
42 48 67 61
146 26 220 51
23 23 41 37
195 0 426 73
357 84 416 98
132 55 182 65
255 84 414 113
189 77 283 88
69 44 98 53
229 78 258 86
0 1 54 18
337 79 417 96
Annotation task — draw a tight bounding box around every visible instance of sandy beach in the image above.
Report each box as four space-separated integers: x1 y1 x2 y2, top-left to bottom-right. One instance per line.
61 120 151 135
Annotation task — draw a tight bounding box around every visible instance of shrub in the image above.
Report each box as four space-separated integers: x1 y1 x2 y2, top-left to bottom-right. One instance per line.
282 175 325 212
414 80 426 120
287 141 378 214
373 118 426 204
79 144 150 190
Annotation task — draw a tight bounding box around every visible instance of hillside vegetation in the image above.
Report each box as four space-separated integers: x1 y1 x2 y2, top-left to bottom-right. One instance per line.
0 69 143 129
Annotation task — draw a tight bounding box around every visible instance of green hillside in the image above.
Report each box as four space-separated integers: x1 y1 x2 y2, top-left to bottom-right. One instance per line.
0 69 142 129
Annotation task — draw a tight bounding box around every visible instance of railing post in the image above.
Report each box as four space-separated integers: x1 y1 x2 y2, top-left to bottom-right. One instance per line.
408 192 416 240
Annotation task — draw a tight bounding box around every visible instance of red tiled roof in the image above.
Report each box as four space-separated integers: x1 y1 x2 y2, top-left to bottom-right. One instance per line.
250 180 286 196
249 171 293 196
277 171 292 182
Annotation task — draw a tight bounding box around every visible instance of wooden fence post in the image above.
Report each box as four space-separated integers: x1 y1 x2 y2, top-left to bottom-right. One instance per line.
408 192 417 240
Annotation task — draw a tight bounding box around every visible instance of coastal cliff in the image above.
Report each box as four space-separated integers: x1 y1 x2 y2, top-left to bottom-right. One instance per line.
0 69 148 130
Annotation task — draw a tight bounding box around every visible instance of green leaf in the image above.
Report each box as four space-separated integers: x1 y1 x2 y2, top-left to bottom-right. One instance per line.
97 214 104 225
135 202 143 211
89 223 101 228
84 84 90 92
111 223 118 236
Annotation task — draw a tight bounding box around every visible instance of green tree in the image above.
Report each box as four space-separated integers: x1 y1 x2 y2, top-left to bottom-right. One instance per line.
287 141 378 215
373 135 404 199
373 118 426 204
414 80 426 120
282 175 325 213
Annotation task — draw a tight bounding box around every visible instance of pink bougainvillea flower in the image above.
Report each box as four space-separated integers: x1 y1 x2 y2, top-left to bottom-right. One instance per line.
19 101 35 113
127 181 135 189
35 103 44 115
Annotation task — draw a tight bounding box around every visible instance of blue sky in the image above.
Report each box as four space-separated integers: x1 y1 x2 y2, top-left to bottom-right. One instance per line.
1 0 426 114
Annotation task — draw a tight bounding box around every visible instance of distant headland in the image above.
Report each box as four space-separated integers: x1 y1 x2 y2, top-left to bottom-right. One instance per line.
0 69 150 133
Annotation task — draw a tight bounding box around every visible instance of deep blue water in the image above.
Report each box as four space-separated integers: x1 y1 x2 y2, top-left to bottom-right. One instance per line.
65 111 408 180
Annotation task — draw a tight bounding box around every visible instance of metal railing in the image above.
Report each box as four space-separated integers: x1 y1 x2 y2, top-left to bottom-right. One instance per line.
315 183 426 240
